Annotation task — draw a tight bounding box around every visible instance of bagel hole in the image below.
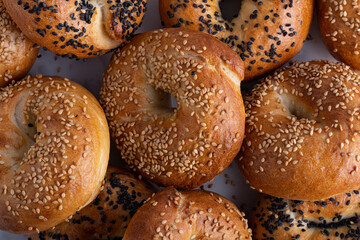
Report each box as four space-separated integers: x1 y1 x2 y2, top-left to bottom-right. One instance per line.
219 0 242 22
280 95 321 123
146 85 177 115
15 111 37 143
289 105 313 121
13 99 37 170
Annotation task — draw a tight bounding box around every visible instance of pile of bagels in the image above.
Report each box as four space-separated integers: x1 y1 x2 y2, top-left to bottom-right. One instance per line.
1 0 360 239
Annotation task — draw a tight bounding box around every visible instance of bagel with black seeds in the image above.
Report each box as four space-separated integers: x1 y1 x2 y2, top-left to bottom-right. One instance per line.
160 0 314 81
3 0 147 58
252 190 360 239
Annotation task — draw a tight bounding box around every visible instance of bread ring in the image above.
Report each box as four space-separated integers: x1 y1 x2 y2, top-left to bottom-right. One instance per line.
0 75 110 234
123 187 252 240
3 0 147 58
318 0 360 70
159 0 314 81
239 60 360 201
252 190 360 239
30 165 155 240
0 0 38 88
100 28 245 189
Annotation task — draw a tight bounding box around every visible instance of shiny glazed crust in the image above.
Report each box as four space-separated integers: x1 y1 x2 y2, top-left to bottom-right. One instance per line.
0 75 110 234
0 0 38 88
239 60 360 200
3 0 147 58
100 28 246 189
318 0 360 70
124 187 252 240
30 166 155 240
252 190 360 239
159 0 314 81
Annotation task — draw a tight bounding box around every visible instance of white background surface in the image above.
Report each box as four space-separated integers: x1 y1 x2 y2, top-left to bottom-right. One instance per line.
1 1 337 239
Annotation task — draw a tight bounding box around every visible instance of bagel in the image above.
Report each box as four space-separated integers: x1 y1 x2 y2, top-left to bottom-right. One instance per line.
0 0 38 88
159 0 314 81
252 190 360 239
100 28 246 189
123 187 252 240
0 75 110 234
318 0 360 71
2 0 147 58
30 165 155 240
239 60 360 201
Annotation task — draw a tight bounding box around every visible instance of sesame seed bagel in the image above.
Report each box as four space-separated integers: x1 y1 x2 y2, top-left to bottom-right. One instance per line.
0 0 38 88
0 75 110 234
239 60 360 201
30 165 155 240
159 0 314 81
123 187 252 240
2 0 147 58
100 28 245 189
252 190 360 239
318 0 360 71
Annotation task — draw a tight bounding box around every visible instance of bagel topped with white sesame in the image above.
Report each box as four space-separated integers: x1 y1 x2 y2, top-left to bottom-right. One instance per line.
31 165 155 240
0 75 110 234
123 187 252 240
0 0 38 88
2 0 147 58
318 0 360 70
239 60 360 201
159 0 314 81
100 28 245 189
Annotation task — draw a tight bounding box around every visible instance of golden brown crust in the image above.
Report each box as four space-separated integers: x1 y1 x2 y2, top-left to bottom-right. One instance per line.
0 75 110 234
239 60 360 201
159 0 314 81
124 187 252 240
30 165 155 240
0 0 38 88
3 0 147 58
318 0 360 70
252 191 360 239
100 28 246 189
